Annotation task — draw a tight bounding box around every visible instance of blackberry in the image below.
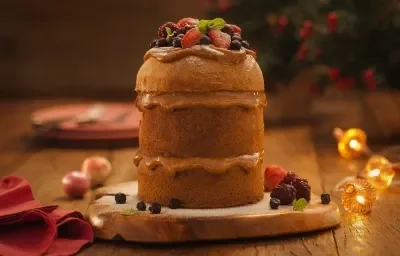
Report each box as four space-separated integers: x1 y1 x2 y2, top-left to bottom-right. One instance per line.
221 25 234 36
269 198 280 209
282 172 308 185
168 198 181 209
271 184 297 205
292 180 311 201
241 40 250 49
149 202 161 214
114 193 126 204
150 39 157 48
158 22 178 38
172 38 182 48
321 193 331 204
136 201 146 211
230 40 242 50
200 36 211 45
157 38 168 47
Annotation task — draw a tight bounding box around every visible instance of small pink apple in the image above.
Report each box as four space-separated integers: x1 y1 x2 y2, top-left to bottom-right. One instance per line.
62 171 90 198
81 156 112 186
264 165 287 192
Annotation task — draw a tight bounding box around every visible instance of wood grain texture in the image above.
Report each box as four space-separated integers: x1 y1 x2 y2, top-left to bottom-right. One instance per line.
1 97 400 255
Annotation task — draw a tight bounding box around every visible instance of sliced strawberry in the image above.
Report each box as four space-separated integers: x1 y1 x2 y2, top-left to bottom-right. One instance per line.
177 17 199 28
181 27 202 48
208 29 231 49
229 24 242 35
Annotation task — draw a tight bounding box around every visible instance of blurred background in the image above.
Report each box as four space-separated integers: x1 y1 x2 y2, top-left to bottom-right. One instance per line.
1 0 400 142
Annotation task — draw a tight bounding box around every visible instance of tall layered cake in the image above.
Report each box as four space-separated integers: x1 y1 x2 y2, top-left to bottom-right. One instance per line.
134 17 266 208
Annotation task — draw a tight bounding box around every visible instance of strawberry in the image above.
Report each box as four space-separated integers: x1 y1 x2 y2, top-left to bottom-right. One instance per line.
264 165 287 192
208 29 231 49
229 24 242 35
177 17 199 28
181 27 203 48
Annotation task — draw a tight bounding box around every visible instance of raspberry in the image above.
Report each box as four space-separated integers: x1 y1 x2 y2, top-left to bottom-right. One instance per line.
230 24 242 35
271 184 297 205
264 165 287 192
158 22 178 38
177 17 199 28
292 180 311 201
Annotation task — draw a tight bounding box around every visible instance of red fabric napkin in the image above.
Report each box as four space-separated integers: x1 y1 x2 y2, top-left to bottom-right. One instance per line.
0 176 94 256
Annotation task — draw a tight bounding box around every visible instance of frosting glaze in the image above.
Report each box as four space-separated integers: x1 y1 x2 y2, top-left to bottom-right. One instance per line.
136 91 267 110
144 45 257 64
134 152 263 177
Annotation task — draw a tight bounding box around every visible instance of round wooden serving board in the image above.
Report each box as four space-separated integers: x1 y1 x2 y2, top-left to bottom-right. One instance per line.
87 181 340 243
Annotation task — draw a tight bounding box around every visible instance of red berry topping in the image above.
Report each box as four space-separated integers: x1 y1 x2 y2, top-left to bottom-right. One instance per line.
177 17 199 28
264 165 287 192
229 24 242 35
271 184 297 205
303 20 313 29
329 68 340 80
328 12 338 24
158 22 178 38
363 69 374 80
181 27 203 48
278 16 288 27
209 29 231 49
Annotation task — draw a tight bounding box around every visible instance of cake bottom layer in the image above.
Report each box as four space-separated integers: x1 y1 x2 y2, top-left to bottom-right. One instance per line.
137 164 264 209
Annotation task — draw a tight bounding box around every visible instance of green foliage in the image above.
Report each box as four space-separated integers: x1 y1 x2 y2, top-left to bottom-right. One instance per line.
208 0 400 91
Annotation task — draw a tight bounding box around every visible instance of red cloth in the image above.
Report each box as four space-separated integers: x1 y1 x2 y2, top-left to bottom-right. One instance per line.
0 176 94 256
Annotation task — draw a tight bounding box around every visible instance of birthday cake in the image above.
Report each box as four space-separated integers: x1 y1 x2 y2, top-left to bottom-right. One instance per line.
134 17 266 208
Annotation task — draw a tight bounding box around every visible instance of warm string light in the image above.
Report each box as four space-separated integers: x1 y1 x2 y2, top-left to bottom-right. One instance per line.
341 178 376 214
333 128 399 214
333 128 371 159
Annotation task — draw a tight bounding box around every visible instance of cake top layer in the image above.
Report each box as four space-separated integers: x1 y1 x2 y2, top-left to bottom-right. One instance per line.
149 17 252 52
136 17 264 93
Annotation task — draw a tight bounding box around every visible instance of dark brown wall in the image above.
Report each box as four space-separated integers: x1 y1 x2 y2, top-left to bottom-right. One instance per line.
0 1 207 98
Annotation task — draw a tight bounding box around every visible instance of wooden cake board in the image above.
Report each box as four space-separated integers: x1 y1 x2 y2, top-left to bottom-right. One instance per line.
87 181 340 243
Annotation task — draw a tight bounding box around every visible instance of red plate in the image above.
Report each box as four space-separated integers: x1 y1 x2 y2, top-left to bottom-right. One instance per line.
31 103 141 140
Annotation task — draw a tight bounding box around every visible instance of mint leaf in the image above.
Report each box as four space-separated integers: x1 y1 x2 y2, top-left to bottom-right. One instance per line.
198 19 210 33
208 18 226 30
165 27 173 36
293 198 308 211
121 208 137 216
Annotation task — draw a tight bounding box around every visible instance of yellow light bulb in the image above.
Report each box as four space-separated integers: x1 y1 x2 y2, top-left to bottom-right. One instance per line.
364 155 395 190
333 128 368 160
341 179 376 214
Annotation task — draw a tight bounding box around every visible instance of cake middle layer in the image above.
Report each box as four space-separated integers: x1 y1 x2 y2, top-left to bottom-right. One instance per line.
136 92 265 158
134 151 264 208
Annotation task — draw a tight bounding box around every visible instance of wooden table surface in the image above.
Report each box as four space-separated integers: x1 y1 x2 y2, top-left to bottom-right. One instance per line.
1 94 400 256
